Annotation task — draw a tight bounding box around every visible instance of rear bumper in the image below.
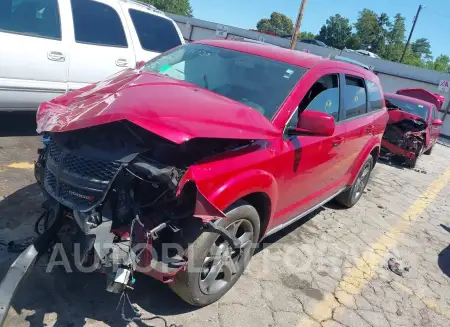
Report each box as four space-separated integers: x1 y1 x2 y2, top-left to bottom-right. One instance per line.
381 140 416 160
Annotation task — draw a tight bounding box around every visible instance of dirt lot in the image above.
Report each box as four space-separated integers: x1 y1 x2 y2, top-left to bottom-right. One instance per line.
0 112 449 327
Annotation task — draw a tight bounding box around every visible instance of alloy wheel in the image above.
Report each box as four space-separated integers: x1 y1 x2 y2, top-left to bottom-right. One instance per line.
199 219 254 295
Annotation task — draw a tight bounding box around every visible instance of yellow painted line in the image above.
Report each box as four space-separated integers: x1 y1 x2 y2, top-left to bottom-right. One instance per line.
297 167 450 325
5 162 34 169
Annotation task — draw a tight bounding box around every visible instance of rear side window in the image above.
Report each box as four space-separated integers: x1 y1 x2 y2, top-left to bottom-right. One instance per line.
71 0 127 47
366 80 383 111
129 9 182 53
343 76 367 119
433 107 441 120
0 0 61 40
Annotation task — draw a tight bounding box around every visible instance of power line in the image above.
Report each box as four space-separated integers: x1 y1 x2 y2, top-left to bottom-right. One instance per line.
424 9 450 20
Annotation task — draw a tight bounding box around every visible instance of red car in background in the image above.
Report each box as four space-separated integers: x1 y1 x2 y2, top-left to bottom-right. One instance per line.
23 40 388 307
383 92 443 167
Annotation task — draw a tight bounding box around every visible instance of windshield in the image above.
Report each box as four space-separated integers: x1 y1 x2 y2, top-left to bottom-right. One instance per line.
385 97 429 120
143 44 307 120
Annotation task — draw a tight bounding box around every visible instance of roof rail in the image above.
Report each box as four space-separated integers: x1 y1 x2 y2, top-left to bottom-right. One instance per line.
122 0 165 15
331 55 374 71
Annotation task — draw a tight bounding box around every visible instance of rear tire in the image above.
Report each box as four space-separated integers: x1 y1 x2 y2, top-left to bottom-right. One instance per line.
169 200 260 306
335 156 374 208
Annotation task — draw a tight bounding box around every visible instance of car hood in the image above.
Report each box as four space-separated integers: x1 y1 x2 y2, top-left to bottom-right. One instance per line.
387 109 426 125
36 69 280 144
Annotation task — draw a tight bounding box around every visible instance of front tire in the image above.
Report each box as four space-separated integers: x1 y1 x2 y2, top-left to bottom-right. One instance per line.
423 145 433 155
169 200 260 306
335 156 374 208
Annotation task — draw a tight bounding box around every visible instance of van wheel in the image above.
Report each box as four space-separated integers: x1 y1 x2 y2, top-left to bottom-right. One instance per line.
336 156 373 208
169 200 260 306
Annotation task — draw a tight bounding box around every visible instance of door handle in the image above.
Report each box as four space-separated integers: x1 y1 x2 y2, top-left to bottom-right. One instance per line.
47 51 65 62
115 58 129 67
332 136 344 147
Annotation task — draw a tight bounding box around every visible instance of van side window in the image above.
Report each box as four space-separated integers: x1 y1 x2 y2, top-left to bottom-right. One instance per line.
366 80 383 111
343 76 367 119
71 0 127 47
287 74 340 129
129 9 182 53
0 0 61 40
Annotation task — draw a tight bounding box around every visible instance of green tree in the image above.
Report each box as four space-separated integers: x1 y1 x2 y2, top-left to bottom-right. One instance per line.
426 55 450 72
411 38 432 60
388 13 405 45
299 31 316 39
316 14 352 49
345 35 362 49
256 12 294 35
143 0 193 16
354 9 389 54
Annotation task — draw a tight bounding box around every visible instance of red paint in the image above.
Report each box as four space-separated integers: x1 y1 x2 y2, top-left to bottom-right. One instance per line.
396 88 444 110
37 40 388 239
385 92 442 150
381 140 416 159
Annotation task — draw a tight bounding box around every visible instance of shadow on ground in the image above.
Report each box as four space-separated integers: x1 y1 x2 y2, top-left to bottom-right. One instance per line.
0 112 37 137
438 245 450 278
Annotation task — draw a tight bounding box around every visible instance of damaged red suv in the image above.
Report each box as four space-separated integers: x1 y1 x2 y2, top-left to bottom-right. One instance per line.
383 92 443 167
34 40 388 306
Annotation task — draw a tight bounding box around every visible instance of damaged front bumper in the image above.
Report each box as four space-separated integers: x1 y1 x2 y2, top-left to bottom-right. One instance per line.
381 140 417 160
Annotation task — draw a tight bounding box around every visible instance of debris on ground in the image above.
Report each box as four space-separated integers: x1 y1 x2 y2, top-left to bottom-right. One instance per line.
386 257 411 277
7 237 34 253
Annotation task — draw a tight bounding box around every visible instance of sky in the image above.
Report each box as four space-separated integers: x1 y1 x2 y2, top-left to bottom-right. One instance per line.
189 0 450 58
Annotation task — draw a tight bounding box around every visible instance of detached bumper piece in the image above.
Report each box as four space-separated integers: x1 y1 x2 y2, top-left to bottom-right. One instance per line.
381 140 416 160
0 214 61 327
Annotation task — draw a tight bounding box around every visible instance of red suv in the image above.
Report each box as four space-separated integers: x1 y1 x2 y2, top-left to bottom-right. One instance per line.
383 92 443 167
34 40 388 306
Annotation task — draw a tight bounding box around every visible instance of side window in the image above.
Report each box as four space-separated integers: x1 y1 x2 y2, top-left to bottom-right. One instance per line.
0 0 61 40
129 9 182 53
71 0 127 47
343 75 367 119
433 107 440 120
366 80 383 111
287 74 340 129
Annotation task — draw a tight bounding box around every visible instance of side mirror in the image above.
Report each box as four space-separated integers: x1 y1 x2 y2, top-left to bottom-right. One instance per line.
432 119 443 126
136 61 146 69
288 110 335 137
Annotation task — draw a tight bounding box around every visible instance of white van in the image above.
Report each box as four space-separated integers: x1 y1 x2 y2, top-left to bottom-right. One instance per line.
0 0 185 111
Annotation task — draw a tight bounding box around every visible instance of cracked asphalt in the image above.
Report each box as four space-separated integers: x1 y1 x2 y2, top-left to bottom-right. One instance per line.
0 112 449 327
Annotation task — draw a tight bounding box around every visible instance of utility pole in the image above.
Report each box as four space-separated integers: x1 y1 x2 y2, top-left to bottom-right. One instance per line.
400 5 423 63
290 0 308 50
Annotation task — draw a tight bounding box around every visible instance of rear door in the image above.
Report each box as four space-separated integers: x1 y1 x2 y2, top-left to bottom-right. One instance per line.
366 79 387 141
67 0 135 91
0 0 68 110
122 4 184 62
337 73 374 176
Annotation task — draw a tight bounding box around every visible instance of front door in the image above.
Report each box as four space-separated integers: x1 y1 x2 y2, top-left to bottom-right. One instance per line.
429 107 441 145
269 73 349 230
